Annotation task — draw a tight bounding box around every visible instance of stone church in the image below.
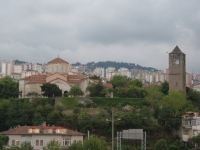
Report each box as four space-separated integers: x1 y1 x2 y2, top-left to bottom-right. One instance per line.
19 57 89 98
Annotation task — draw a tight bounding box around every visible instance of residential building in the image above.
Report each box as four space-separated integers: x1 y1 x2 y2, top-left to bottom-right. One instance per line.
94 67 105 77
130 68 140 77
181 111 200 148
106 67 115 78
118 68 131 78
106 70 120 80
1 60 14 77
13 65 23 73
0 123 84 150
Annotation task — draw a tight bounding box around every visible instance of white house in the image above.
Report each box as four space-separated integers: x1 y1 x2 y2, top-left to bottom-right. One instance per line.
0 124 84 150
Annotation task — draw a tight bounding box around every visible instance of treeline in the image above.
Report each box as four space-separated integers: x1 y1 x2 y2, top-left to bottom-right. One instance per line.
72 61 158 71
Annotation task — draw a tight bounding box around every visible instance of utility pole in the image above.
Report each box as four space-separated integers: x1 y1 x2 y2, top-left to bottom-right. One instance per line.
112 107 114 150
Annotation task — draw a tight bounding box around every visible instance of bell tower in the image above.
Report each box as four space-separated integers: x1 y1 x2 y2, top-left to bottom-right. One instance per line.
169 46 186 93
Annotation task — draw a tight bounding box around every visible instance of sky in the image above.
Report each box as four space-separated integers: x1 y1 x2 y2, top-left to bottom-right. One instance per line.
0 0 200 73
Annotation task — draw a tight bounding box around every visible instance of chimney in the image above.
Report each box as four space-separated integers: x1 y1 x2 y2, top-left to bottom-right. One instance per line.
42 121 46 127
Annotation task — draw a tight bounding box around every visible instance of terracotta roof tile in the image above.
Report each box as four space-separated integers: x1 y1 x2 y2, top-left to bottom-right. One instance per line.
48 57 69 64
103 83 113 88
0 126 85 136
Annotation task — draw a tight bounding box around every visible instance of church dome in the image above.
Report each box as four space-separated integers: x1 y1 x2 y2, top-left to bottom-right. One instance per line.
48 57 69 64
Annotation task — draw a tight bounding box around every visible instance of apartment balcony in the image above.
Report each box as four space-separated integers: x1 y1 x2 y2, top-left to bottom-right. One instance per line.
182 124 192 129
182 135 190 142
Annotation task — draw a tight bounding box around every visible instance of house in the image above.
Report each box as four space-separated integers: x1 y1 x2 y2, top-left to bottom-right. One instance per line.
0 123 84 150
181 111 200 148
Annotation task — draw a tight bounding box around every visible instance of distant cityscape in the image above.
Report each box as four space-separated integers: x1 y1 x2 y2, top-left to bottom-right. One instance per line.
0 59 199 91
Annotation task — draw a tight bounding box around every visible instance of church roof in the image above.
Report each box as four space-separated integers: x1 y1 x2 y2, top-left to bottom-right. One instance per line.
170 46 183 54
48 57 69 64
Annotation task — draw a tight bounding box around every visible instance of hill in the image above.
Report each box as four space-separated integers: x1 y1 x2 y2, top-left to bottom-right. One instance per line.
72 61 159 71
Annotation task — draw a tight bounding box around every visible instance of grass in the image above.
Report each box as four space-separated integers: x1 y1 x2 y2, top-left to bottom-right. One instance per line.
60 97 79 109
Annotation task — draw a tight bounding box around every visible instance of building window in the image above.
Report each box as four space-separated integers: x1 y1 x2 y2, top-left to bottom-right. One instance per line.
191 120 197 126
182 121 189 125
40 140 43 146
62 137 71 146
36 140 39 146
12 140 15 146
21 136 32 144
183 130 189 135
16 140 20 146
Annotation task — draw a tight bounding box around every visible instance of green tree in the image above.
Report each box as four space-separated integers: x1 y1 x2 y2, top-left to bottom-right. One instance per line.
83 136 109 150
26 92 40 98
86 82 105 97
192 133 200 145
187 89 200 108
0 76 19 99
41 83 62 97
43 140 61 150
168 144 178 150
89 75 100 80
161 81 169 95
68 86 84 97
20 142 33 150
110 75 131 89
154 139 168 150
0 134 9 150
161 91 187 115
131 79 143 88
67 141 83 150
32 112 44 125
47 111 62 126
145 85 163 102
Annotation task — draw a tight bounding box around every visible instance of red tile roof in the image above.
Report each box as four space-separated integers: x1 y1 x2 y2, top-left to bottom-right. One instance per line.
20 75 47 84
0 126 84 136
48 57 69 64
103 83 113 88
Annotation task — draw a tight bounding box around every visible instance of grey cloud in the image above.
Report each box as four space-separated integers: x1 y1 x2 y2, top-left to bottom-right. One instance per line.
0 0 200 72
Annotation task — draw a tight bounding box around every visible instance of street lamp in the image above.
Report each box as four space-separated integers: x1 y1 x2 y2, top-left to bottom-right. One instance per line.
106 107 120 150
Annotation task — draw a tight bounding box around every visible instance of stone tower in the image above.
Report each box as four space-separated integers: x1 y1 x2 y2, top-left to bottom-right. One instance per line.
169 46 186 93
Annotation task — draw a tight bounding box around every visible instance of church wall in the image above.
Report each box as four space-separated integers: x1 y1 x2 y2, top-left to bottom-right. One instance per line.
48 63 70 74
30 83 43 96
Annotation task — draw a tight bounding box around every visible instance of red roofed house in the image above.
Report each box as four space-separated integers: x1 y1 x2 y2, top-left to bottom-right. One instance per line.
19 57 89 98
0 122 84 149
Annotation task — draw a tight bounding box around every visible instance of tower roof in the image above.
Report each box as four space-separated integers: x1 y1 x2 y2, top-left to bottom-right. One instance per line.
170 46 183 54
48 57 69 64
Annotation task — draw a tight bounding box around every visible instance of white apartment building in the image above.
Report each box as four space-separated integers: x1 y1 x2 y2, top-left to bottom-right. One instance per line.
1 60 14 77
32 64 43 74
130 68 140 77
136 70 148 80
106 67 115 78
94 67 105 77
14 65 23 73
155 72 166 83
118 68 131 78
106 71 120 80
21 70 39 78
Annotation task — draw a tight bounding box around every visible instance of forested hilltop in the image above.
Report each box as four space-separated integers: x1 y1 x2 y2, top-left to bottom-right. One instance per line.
72 61 159 71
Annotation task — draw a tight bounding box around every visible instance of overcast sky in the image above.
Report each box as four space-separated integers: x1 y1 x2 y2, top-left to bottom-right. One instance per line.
0 0 200 73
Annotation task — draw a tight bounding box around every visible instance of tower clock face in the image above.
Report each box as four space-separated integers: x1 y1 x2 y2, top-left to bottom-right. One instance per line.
173 58 179 64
